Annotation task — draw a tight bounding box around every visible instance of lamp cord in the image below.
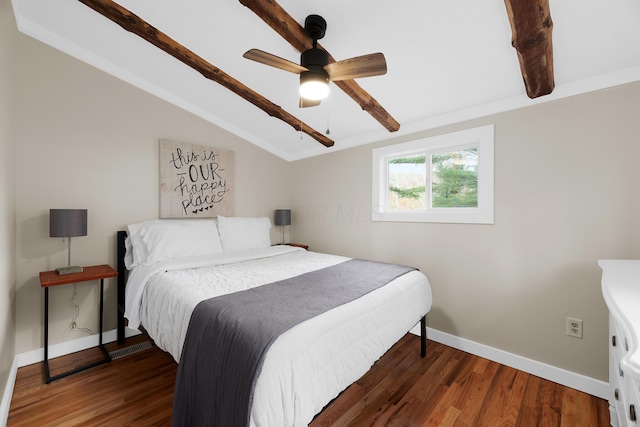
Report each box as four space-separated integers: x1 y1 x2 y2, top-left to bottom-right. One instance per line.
69 283 94 336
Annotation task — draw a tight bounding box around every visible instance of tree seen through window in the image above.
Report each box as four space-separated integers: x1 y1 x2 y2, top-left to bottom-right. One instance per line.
388 149 478 210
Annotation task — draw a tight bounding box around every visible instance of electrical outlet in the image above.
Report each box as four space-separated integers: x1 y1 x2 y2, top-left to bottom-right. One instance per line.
567 317 583 339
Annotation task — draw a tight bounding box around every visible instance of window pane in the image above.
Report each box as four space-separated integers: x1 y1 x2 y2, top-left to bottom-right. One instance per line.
431 148 478 208
387 155 426 211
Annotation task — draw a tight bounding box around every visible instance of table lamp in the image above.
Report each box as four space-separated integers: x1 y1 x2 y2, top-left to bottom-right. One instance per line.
49 209 87 275
274 209 291 245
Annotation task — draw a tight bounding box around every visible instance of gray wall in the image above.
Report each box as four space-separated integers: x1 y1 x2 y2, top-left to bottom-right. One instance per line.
290 83 640 381
0 0 17 404
12 27 291 354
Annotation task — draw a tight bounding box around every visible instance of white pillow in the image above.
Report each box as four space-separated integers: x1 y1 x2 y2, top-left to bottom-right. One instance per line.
126 219 223 266
127 220 159 267
217 216 272 252
124 236 135 270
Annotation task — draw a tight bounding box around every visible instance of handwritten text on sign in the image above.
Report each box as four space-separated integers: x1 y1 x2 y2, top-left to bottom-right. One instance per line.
160 139 235 218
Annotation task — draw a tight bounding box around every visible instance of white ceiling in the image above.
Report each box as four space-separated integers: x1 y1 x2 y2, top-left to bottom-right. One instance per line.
11 0 640 161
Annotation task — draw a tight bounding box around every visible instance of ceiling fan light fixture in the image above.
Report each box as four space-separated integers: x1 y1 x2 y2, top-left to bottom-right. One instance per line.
299 71 329 101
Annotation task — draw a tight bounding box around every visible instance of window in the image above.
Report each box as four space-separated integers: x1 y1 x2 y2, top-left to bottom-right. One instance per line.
372 125 494 224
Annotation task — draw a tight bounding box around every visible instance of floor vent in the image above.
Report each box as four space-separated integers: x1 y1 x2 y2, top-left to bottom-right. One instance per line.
109 341 153 360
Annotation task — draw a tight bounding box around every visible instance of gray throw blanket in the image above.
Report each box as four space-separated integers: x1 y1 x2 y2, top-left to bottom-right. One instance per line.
171 258 416 427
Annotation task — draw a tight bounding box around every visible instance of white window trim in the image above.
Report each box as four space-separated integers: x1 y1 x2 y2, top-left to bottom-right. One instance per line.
372 124 494 224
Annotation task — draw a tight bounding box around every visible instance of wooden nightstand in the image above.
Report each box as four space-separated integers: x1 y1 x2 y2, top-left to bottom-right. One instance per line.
39 264 117 383
288 243 309 250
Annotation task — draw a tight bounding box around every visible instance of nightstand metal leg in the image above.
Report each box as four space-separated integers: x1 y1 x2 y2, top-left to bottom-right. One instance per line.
97 278 110 360
43 278 111 384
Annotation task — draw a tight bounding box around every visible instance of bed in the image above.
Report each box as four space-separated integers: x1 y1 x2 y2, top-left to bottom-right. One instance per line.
116 217 432 426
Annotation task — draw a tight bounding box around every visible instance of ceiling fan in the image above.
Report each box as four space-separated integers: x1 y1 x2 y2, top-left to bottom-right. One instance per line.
243 15 387 108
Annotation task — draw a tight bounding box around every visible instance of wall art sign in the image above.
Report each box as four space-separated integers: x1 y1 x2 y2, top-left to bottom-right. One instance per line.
160 139 235 218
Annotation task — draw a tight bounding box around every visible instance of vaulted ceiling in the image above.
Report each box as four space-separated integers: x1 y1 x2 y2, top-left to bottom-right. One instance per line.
11 0 640 161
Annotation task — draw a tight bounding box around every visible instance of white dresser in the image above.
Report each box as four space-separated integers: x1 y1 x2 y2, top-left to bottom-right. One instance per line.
600 260 640 426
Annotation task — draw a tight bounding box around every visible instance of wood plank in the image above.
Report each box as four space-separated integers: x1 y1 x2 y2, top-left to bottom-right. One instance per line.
561 386 609 427
503 0 555 98
39 264 116 288
538 376 564 425
514 375 543 427
501 369 529 425
452 358 502 426
77 0 334 148
8 334 609 426
384 352 475 426
422 382 464 425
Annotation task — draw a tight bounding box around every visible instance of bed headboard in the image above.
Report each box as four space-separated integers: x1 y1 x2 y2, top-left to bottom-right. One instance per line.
116 230 128 344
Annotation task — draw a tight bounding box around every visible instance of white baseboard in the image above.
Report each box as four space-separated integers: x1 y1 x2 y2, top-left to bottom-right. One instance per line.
410 325 609 400
16 327 141 368
0 355 18 427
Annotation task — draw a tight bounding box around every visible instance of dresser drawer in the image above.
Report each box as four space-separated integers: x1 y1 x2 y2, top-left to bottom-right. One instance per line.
600 260 640 427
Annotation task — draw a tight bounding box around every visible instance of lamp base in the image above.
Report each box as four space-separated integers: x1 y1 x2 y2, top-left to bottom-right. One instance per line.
55 266 84 275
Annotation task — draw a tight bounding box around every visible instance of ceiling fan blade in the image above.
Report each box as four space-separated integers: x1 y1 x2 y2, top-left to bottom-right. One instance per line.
299 97 321 108
325 52 387 81
243 49 308 74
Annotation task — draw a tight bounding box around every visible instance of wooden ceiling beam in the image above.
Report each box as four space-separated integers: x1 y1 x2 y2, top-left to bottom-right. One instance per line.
239 0 401 133
78 0 334 148
503 0 555 98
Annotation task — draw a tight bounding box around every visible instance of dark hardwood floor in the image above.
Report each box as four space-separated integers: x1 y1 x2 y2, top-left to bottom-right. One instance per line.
8 334 610 426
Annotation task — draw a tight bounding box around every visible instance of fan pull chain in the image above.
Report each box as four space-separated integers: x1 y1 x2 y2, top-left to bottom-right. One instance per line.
325 86 331 135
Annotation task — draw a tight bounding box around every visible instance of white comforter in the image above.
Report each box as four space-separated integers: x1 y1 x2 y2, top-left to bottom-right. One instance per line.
124 246 432 427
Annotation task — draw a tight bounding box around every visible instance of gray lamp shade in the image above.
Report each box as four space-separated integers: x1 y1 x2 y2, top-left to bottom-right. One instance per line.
274 209 291 226
49 209 88 237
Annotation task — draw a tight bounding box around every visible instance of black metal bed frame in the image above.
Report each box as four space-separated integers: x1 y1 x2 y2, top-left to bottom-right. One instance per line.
116 230 128 345
115 230 427 356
